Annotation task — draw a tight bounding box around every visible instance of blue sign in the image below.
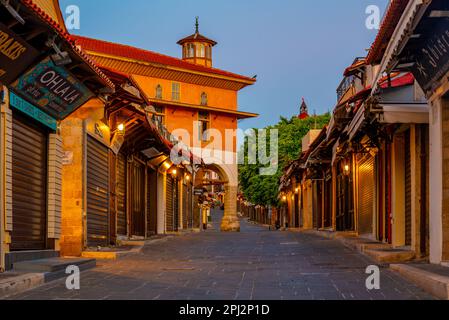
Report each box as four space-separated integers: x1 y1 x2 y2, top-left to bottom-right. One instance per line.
9 56 94 120
9 92 57 130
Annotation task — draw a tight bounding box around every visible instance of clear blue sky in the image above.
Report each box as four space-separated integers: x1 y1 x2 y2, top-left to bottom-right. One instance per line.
60 0 388 131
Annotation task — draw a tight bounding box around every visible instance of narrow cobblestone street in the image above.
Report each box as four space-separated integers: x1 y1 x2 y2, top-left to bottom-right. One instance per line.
8 210 433 300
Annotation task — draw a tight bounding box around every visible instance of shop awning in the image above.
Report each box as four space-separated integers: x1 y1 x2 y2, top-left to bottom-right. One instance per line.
371 0 428 92
348 104 366 141
376 103 429 124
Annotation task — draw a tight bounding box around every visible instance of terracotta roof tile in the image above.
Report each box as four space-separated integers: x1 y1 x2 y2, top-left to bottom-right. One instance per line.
21 0 114 89
72 35 256 83
366 0 410 65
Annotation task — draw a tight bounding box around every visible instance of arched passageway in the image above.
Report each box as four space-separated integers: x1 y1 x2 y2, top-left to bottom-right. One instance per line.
197 162 240 232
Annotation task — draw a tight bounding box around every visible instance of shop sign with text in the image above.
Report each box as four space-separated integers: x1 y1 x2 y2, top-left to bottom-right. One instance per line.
0 22 39 85
10 57 93 120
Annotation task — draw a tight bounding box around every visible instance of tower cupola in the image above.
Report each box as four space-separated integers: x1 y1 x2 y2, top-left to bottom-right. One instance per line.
177 17 217 68
298 98 309 119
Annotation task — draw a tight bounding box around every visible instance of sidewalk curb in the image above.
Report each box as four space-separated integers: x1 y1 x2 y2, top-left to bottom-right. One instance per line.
390 264 449 300
81 236 175 260
0 273 44 299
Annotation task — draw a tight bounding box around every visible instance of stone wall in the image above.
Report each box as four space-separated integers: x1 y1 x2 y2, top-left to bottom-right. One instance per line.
59 116 85 256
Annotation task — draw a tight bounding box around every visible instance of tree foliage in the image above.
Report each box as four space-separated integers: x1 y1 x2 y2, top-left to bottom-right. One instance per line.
238 114 330 206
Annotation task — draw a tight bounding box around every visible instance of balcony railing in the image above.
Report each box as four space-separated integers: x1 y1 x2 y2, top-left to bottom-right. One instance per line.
336 75 355 102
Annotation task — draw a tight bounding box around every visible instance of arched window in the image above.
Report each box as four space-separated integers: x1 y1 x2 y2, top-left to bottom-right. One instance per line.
197 44 205 58
187 44 195 58
155 84 162 99
200 92 208 106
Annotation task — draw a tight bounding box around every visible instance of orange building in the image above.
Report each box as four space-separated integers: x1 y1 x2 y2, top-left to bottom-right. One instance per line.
74 20 257 231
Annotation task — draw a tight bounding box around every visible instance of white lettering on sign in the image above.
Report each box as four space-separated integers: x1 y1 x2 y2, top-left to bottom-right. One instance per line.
39 70 81 104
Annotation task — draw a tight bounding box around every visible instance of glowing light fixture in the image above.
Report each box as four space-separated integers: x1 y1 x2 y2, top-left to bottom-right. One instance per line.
295 188 299 193
344 164 350 174
163 161 171 170
172 169 177 175
117 123 125 132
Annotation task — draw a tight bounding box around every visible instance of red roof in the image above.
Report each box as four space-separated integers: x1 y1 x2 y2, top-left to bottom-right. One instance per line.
21 0 114 89
366 0 409 65
72 35 255 83
177 32 217 46
379 72 414 88
344 59 367 77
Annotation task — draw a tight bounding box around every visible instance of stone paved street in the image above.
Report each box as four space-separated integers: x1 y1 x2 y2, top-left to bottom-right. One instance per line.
9 210 434 300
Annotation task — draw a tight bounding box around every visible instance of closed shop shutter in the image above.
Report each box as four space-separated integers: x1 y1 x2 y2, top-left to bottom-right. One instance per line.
183 183 188 229
131 160 145 237
166 175 174 231
116 153 127 236
11 113 48 251
405 130 412 246
312 181 322 229
358 155 375 235
173 178 179 232
187 184 193 228
86 136 109 247
147 169 157 235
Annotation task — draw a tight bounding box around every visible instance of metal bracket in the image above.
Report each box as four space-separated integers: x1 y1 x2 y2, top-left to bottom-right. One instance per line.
0 0 25 24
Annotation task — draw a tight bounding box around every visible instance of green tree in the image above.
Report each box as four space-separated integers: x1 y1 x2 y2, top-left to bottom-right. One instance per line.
239 113 330 206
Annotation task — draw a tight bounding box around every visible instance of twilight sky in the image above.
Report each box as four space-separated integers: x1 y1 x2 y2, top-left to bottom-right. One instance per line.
60 0 388 131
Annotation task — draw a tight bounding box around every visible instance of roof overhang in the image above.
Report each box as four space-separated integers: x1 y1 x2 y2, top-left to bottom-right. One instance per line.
147 98 258 119
376 103 429 124
83 51 255 91
371 0 428 93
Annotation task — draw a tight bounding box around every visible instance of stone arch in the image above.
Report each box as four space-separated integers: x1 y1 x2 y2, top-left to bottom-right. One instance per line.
199 158 240 232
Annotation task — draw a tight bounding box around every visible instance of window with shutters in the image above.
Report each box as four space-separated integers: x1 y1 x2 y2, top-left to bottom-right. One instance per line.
172 82 180 101
198 111 210 142
200 92 208 106
155 84 163 99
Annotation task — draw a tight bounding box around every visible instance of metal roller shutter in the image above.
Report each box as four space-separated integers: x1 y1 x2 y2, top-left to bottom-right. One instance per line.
116 153 127 236
86 136 109 247
131 160 145 237
147 170 157 235
187 184 193 228
174 178 179 232
11 114 48 251
183 183 188 229
166 175 174 232
405 130 412 246
357 155 375 235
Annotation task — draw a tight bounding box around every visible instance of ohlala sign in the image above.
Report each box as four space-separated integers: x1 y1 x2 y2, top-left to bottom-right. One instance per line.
10 57 93 120
0 22 39 85
411 21 449 93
